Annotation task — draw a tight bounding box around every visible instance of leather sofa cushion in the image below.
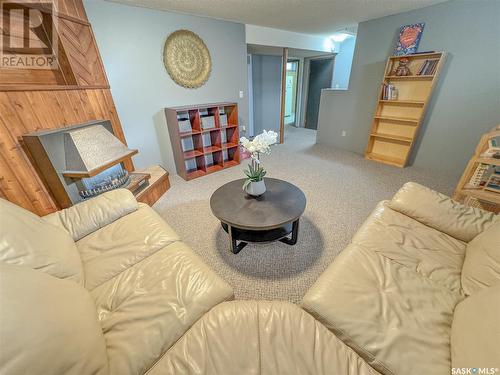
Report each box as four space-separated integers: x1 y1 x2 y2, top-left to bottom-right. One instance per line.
388 182 496 242
44 188 138 241
461 219 500 295
0 198 83 283
451 284 500 369
0 264 108 375
303 244 461 375
147 301 380 375
303 203 466 375
91 241 234 375
76 204 180 290
352 201 466 292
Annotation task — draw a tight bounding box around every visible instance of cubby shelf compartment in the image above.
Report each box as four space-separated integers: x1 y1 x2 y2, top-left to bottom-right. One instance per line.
165 102 240 180
365 52 446 167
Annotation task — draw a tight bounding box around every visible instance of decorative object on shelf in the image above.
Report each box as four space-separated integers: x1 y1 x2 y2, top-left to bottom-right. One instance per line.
240 130 278 197
454 125 500 213
163 29 212 89
393 57 412 76
394 23 425 55
365 52 445 167
480 137 500 158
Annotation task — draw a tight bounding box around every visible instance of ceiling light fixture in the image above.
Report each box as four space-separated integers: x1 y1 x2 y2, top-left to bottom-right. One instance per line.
330 33 350 43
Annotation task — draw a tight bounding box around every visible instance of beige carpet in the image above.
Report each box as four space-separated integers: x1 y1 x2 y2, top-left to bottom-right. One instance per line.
154 126 456 303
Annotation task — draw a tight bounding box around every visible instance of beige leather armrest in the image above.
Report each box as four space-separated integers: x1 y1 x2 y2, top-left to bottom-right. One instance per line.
43 189 139 241
387 182 496 242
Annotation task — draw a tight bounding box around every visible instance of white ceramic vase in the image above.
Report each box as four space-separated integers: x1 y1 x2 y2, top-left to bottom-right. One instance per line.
245 180 266 197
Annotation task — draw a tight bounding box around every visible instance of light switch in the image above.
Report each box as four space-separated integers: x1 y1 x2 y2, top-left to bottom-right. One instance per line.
239 91 244 98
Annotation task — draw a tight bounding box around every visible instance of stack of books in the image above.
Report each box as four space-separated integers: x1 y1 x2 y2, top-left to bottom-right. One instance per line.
466 163 500 190
381 83 397 100
417 59 439 76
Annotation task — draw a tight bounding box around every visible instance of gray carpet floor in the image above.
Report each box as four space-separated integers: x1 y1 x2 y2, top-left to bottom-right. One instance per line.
154 126 456 303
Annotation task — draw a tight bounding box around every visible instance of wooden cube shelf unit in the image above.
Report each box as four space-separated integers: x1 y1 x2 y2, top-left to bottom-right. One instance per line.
365 52 446 167
165 103 240 180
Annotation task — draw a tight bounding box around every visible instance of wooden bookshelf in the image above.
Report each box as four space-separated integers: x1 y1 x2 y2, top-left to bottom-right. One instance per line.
365 52 446 167
165 102 240 180
453 126 500 213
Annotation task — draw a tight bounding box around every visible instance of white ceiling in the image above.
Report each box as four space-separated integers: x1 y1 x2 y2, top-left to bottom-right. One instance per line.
106 0 447 36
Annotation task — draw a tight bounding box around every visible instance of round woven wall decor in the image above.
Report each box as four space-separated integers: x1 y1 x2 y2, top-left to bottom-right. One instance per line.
163 30 212 89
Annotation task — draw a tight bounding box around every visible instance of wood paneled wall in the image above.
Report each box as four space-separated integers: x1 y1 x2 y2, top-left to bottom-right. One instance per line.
0 0 133 215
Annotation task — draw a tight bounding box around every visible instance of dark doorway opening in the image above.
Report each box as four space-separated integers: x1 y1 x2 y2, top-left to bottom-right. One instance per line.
305 57 334 130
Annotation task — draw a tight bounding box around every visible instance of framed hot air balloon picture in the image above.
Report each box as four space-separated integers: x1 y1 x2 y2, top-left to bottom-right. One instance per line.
394 23 425 55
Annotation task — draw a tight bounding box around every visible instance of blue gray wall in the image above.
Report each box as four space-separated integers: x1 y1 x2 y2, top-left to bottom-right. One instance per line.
332 36 356 89
251 54 282 135
84 1 248 173
317 0 500 178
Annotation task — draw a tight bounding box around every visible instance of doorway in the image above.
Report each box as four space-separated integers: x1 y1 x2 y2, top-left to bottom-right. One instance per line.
284 60 299 126
305 57 334 130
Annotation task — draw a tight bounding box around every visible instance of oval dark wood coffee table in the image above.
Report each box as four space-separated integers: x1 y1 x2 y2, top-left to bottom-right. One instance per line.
210 178 306 254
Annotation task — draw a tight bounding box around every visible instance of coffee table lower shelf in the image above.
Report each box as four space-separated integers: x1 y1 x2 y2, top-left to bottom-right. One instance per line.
221 220 299 254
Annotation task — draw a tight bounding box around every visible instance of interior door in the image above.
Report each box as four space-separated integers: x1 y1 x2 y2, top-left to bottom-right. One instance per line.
305 58 334 130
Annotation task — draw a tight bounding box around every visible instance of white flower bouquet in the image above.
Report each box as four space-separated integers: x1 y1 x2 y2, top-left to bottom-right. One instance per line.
239 130 278 195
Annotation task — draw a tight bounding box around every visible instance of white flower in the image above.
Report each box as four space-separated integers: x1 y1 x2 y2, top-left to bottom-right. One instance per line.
239 130 278 155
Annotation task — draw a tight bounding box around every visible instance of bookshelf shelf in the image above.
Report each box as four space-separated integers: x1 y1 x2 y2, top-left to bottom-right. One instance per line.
476 157 499 166
179 130 201 137
165 102 241 180
203 146 222 154
223 160 239 168
222 142 239 149
453 126 500 213
389 52 442 59
365 152 405 167
201 127 221 133
365 52 446 167
460 188 499 202
370 133 412 143
183 150 203 159
379 100 425 106
373 115 419 124
385 75 433 80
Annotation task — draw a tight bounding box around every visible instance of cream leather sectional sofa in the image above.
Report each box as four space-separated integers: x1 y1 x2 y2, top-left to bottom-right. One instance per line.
1 182 498 375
